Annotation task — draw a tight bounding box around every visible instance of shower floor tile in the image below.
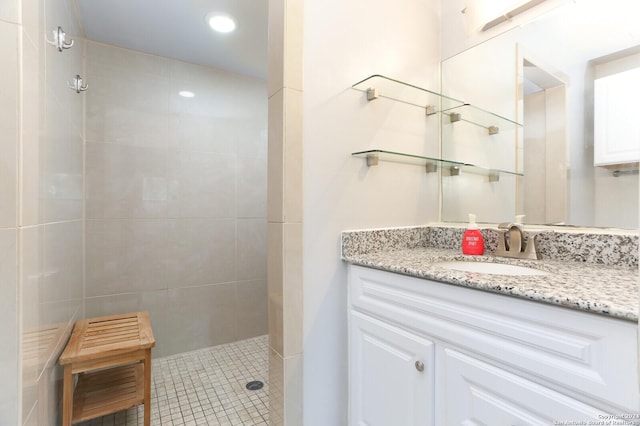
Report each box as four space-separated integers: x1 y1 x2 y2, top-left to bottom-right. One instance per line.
77 335 269 426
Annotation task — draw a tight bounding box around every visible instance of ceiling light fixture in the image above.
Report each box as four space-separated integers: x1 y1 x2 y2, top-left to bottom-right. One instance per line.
207 13 236 33
179 90 195 98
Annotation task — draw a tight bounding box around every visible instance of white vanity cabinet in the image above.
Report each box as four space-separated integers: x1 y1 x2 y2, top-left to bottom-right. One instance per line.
348 265 640 425
594 67 640 166
350 311 435 425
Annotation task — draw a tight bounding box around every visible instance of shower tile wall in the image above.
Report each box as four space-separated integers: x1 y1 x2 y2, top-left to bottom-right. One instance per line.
0 14 20 426
84 41 268 358
5 0 86 424
1 0 85 424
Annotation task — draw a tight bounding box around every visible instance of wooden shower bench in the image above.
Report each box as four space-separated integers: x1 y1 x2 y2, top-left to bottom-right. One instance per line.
58 312 156 425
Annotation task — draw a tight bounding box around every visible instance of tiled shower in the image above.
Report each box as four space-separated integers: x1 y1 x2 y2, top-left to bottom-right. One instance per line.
0 0 269 423
83 40 268 359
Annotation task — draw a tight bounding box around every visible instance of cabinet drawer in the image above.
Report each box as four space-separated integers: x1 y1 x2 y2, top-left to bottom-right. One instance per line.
349 265 639 411
440 348 610 424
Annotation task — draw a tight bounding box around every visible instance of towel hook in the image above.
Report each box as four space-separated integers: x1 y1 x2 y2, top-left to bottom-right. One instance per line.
46 26 74 51
68 75 88 93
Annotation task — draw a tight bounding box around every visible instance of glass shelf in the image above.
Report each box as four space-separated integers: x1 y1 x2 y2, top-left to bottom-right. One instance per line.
352 75 522 133
352 74 464 112
352 149 524 179
442 103 522 134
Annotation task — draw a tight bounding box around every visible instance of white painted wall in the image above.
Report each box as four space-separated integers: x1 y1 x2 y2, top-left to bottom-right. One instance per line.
302 0 441 424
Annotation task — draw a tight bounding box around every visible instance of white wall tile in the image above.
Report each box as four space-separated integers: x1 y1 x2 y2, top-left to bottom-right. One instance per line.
237 155 267 219
236 279 268 340
267 90 284 223
85 143 168 219
85 219 168 296
283 88 303 224
236 119 268 161
267 223 283 356
237 218 267 281
86 42 169 148
167 151 236 218
17 0 85 423
43 38 84 137
267 0 284 98
0 230 18 426
165 284 238 354
21 0 43 48
37 362 63 426
44 97 83 222
0 21 18 228
283 0 304 92
20 225 43 421
43 221 83 302
169 114 236 154
0 0 20 24
282 223 302 357
20 34 44 227
45 0 82 41
85 42 268 358
268 348 284 426
166 218 236 287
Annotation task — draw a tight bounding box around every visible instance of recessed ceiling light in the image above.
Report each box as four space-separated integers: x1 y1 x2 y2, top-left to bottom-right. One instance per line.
179 90 195 98
207 13 236 33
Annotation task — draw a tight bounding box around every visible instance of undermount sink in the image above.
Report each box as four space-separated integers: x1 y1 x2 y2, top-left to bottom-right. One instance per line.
433 261 548 276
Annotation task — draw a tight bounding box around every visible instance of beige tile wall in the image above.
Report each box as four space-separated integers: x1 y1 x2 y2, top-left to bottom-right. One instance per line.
84 41 269 358
267 0 304 422
0 5 19 422
0 0 87 424
3 2 269 424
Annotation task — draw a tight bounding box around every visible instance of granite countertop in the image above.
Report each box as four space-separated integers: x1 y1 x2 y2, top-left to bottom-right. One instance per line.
342 227 639 322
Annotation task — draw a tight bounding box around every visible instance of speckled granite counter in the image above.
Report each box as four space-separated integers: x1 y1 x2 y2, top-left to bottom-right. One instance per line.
342 226 639 322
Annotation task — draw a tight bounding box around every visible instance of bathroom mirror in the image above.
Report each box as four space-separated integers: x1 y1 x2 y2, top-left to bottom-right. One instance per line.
441 0 640 229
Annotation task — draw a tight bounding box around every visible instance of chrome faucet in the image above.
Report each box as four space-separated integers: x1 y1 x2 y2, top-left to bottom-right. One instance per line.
495 222 540 260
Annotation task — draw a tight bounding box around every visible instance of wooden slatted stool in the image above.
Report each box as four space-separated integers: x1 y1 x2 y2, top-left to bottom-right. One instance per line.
58 312 156 425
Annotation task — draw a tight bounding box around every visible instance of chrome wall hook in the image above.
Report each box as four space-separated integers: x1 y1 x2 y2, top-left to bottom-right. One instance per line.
46 26 74 51
68 75 88 93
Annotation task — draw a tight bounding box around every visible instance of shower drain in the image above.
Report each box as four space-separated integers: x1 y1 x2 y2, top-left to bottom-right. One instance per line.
245 380 264 391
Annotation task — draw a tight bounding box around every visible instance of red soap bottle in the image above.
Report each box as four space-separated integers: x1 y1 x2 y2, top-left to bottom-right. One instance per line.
462 213 484 255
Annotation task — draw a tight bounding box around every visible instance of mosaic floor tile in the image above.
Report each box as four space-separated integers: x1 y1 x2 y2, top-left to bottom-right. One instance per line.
77 335 269 426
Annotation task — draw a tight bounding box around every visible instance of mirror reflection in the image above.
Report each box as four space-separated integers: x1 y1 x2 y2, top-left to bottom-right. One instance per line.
441 0 640 229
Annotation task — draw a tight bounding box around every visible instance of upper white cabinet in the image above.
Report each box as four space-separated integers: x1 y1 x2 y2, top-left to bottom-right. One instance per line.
594 67 640 166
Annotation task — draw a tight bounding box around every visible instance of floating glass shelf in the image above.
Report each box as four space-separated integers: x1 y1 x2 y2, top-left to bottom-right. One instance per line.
352 149 523 180
352 74 464 113
352 75 522 133
442 104 522 134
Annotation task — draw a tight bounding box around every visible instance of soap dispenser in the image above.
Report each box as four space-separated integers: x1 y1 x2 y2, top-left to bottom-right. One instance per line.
462 213 485 255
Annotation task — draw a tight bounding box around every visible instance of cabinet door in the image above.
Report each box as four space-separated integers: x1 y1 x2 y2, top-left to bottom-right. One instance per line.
594 67 640 165
440 348 611 425
349 311 434 426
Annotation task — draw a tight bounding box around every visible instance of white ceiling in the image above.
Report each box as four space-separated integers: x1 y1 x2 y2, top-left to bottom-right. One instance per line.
76 0 268 79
